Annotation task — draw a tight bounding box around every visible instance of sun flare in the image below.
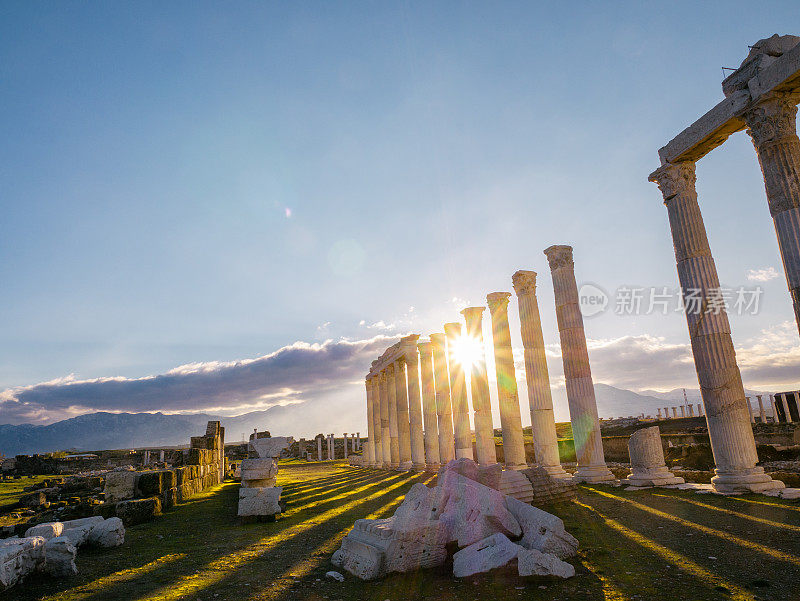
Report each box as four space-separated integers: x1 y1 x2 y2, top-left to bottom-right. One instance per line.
450 335 484 370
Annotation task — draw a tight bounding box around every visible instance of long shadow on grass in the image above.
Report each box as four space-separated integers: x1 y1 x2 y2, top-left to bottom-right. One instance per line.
280 470 394 505
279 468 372 493
26 472 423 601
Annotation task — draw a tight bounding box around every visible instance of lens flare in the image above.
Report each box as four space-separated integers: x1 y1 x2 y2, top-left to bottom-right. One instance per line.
450 335 484 370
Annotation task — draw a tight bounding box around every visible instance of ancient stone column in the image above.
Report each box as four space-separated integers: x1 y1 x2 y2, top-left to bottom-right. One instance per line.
460 307 497 466
486 292 527 470
343 433 349 459
327 434 333 460
512 270 567 477
544 246 614 483
622 426 684 487
744 94 800 335
430 333 456 464
444 322 474 460
770 394 779 422
680 406 685 418
671 407 677 418
379 371 391 467
364 378 376 466
394 358 413 471
664 406 669 419
757 395 766 423
386 364 400 469
317 435 323 461
657 408 662 419
355 432 360 453
688 405 695 417
370 375 384 467
697 403 703 417
417 341 441 470
780 393 793 423
649 162 783 493
401 336 427 470
746 397 755 424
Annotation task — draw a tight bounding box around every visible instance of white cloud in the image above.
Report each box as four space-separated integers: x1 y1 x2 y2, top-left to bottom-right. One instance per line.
747 266 780 282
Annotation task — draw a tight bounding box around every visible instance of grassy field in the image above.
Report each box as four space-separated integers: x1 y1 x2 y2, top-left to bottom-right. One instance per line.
7 461 800 601
0 475 55 526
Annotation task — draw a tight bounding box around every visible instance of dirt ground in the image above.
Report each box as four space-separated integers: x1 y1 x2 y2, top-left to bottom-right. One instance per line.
7 461 800 601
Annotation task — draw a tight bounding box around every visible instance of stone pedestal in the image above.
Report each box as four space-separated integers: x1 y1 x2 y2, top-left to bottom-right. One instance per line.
622 426 684 487
744 94 800 336
401 336 427 470
394 359 413 471
512 271 567 477
444 322 474 460
486 292 527 471
461 307 497 467
544 246 614 483
417 341 441 471
431 333 456 464
649 162 783 493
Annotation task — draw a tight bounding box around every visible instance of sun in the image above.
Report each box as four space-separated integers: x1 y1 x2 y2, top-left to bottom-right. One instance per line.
450 335 484 370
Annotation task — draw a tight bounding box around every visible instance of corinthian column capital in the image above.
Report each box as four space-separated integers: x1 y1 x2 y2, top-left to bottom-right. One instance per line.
543 245 574 270
417 340 432 358
486 292 511 312
648 162 697 201
512 270 537 296
744 93 800 148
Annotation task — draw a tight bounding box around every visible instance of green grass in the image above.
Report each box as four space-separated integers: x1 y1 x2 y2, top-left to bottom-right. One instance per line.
0 475 56 523
7 462 800 600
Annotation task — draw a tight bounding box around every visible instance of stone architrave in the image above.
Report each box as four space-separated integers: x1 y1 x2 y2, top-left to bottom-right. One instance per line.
401 335 427 470
417 341 441 470
365 378 376 466
744 93 800 335
649 162 783 493
512 270 567 477
544 246 614 483
757 395 766 423
444 322 474 460
379 371 391 467
460 307 497 466
386 365 401 468
394 359 413 471
430 333 456 464
622 426 684 487
486 292 527 471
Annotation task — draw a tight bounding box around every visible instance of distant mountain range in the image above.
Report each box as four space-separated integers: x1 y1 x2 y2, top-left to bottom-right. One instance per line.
0 384 777 456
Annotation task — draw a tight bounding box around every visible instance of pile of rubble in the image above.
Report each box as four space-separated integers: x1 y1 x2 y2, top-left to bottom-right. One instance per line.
1 516 124 589
238 435 293 519
331 459 578 580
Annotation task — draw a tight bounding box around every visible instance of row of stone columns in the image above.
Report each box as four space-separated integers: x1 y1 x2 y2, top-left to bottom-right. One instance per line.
362 247 613 482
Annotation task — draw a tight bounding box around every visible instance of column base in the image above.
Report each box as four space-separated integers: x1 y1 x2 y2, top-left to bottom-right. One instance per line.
424 463 441 472
503 462 528 471
455 448 474 460
539 463 571 479
711 467 785 493
397 461 413 471
411 462 427 471
622 466 683 487
573 464 615 483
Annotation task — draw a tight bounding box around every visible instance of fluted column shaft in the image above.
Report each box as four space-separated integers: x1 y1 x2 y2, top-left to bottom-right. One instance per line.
544 246 613 483
444 323 474 460
394 359 413 470
781 394 793 423
379 372 391 467
418 341 441 469
370 376 383 466
317 435 323 461
430 333 456 464
649 162 782 493
461 307 497 466
386 365 400 468
402 337 427 471
512 270 567 476
364 378 376 466
757 395 766 423
744 94 800 336
486 292 527 470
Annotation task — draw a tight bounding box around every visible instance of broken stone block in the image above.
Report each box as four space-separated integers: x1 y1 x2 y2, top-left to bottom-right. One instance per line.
87 517 125 548
61 517 105 548
437 471 521 547
438 458 503 490
115 497 161 526
0 536 45 588
505 496 578 559
24 522 64 540
517 547 575 578
137 471 166 496
103 471 139 502
332 514 450 580
249 436 293 459
452 533 521 578
240 458 279 482
19 491 46 508
43 536 78 577
237 486 282 517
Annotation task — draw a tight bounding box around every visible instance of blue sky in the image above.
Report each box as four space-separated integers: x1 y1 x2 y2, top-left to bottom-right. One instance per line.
2 2 799 431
